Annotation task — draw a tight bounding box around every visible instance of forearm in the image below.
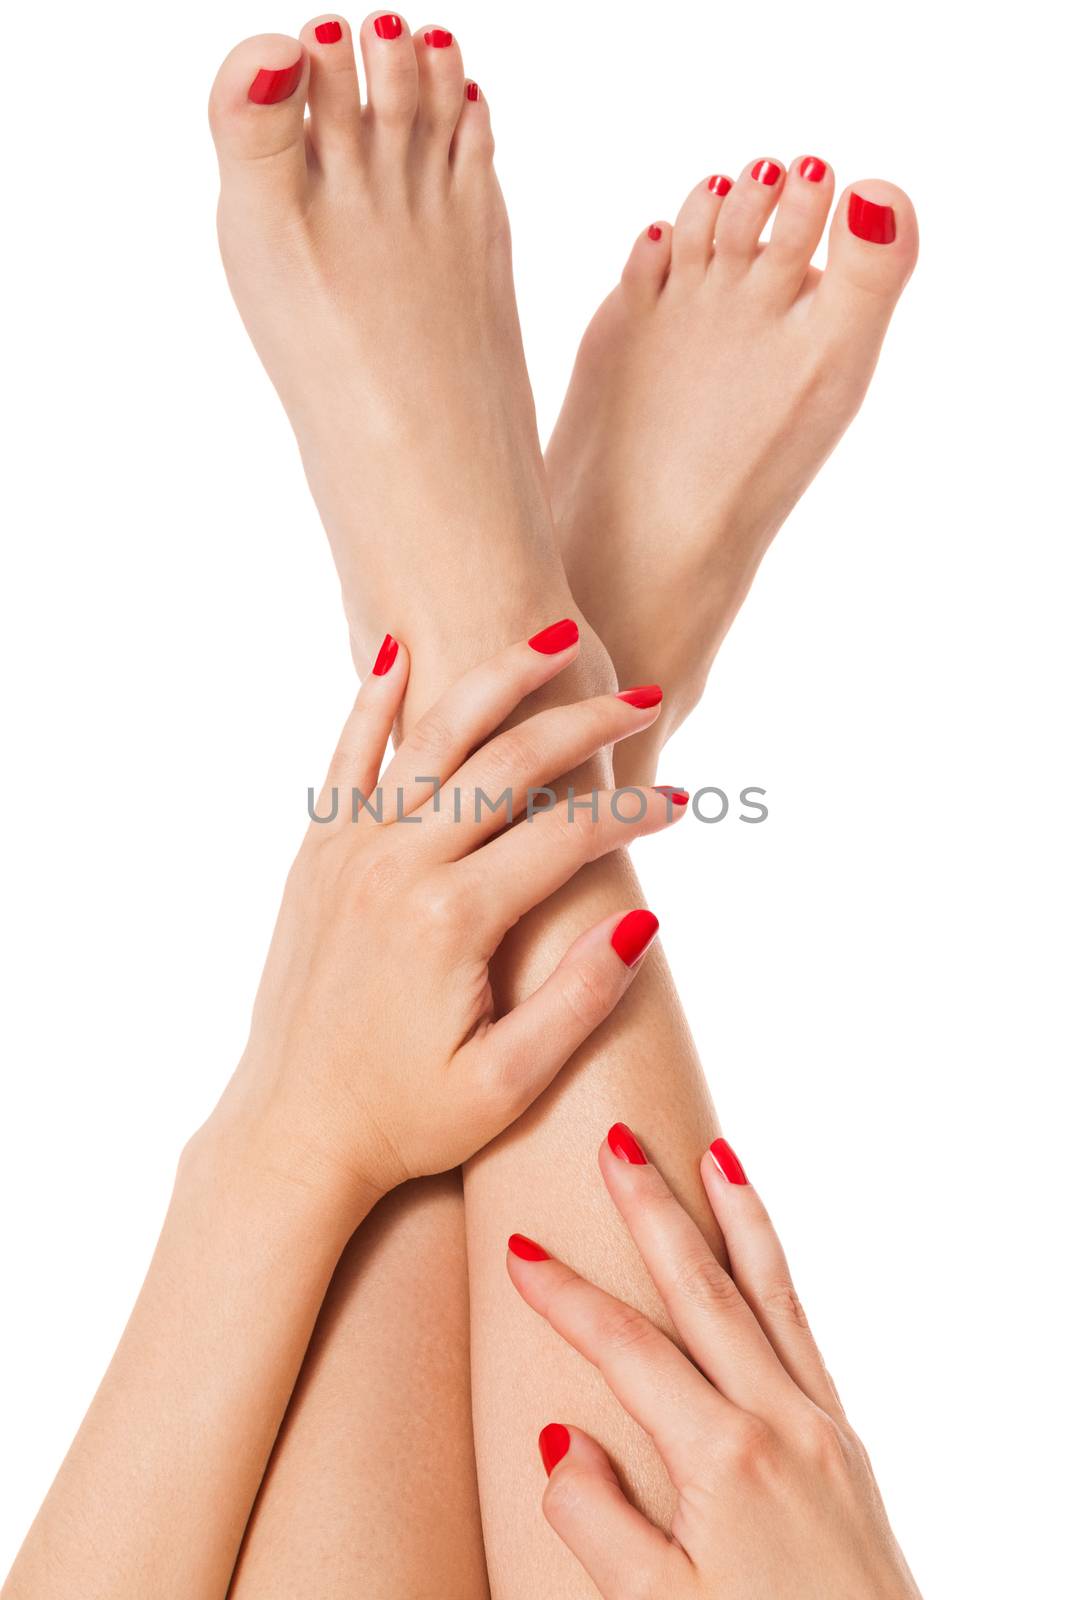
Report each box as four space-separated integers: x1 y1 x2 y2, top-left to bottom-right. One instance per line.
4 1119 361 1600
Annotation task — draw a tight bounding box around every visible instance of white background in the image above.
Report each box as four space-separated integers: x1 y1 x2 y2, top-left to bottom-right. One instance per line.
2 0 1063 1590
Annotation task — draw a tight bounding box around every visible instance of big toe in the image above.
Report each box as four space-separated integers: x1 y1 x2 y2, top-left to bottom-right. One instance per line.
209 35 308 197
821 179 918 310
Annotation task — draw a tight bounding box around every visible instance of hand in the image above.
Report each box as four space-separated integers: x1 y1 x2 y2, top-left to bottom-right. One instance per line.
205 625 684 1216
507 1128 922 1600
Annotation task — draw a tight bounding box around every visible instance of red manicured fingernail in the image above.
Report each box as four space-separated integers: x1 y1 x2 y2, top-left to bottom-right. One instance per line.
247 59 303 104
607 1122 647 1165
466 81 480 100
374 13 403 38
424 27 453 46
539 1423 570 1476
508 1233 551 1262
611 909 659 967
617 684 662 709
528 618 579 654
372 633 399 676
647 224 663 241
848 192 896 245
708 174 733 196
752 159 781 186
654 786 689 807
315 20 343 42
710 1137 748 1185
799 155 827 183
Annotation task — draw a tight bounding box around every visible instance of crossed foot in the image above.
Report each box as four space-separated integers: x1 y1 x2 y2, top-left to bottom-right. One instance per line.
209 12 917 781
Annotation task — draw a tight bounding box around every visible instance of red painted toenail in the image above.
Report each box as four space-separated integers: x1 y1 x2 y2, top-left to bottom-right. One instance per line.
315 20 343 43
647 224 663 241
247 59 303 104
848 192 897 244
374 13 403 39
424 27 453 46
707 174 733 196
465 80 480 101
800 155 827 183
751 159 781 186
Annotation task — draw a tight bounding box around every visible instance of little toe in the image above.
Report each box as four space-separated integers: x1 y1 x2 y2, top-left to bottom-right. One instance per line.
450 80 494 173
302 16 363 170
817 180 918 328
360 11 419 137
413 23 466 144
620 221 673 303
209 35 308 199
712 156 785 272
760 155 835 298
671 172 734 276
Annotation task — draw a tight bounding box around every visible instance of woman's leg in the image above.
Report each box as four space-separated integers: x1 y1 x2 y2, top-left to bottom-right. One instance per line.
230 1175 490 1600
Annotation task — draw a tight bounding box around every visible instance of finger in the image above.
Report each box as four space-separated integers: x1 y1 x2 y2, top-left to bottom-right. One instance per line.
461 910 660 1125
428 689 665 859
701 1139 847 1422
506 1235 730 1487
462 789 686 942
598 1128 799 1419
309 634 410 827
378 620 580 816
536 1423 686 1600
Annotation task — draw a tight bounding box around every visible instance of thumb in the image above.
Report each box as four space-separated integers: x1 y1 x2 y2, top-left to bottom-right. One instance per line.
537 1423 681 1598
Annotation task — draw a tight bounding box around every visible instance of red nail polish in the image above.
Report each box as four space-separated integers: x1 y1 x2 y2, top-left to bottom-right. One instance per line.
799 155 827 183
751 159 781 186
710 1137 748 1185
848 192 896 245
607 1122 647 1165
247 59 303 104
528 618 579 654
707 174 733 196
508 1233 551 1262
647 224 663 241
654 786 689 807
372 633 399 676
611 909 659 968
424 27 453 46
466 81 480 101
617 685 663 709
539 1423 571 1476
374 13 403 39
315 20 343 42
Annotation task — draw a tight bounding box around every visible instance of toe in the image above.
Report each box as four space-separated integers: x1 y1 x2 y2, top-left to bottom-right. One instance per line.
671 172 734 275
620 221 673 303
413 23 466 143
759 154 835 298
360 11 419 136
712 156 785 271
818 179 918 319
450 80 494 172
301 15 364 170
209 35 308 196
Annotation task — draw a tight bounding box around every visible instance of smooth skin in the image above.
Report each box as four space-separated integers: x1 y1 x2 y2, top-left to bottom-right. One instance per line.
509 1132 922 1600
202 13 918 1599
1 635 679 1600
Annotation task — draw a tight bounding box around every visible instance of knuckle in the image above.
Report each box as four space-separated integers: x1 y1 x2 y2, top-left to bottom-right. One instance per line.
410 873 462 935
480 725 545 792
596 1301 657 1360
723 1413 775 1475
760 1278 810 1332
403 704 457 762
673 1251 743 1318
797 1409 849 1467
356 848 405 904
559 959 616 1030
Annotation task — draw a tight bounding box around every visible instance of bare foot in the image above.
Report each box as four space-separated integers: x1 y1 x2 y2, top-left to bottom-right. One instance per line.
209 13 606 718
547 156 918 785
